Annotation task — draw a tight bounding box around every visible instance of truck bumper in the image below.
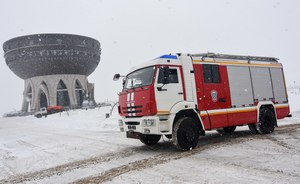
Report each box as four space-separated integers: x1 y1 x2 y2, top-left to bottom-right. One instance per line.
119 115 173 136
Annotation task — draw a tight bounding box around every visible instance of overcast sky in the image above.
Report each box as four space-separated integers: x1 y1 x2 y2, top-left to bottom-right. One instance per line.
0 0 299 115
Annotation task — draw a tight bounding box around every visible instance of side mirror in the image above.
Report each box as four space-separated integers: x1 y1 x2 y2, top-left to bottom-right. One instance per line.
122 78 126 87
113 74 120 81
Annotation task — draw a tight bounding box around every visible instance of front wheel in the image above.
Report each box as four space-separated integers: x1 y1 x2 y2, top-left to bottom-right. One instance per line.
173 117 200 151
35 114 42 118
165 134 172 139
139 134 161 145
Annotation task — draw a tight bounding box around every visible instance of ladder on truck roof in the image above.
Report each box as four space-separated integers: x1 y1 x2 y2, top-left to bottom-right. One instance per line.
191 53 279 63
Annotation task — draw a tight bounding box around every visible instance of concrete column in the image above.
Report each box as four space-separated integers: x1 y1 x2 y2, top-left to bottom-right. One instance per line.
22 74 91 112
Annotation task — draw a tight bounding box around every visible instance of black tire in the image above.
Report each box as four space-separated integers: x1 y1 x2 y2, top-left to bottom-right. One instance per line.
173 117 200 151
257 108 276 134
248 124 259 134
36 114 42 118
216 126 236 134
165 134 172 139
139 134 161 145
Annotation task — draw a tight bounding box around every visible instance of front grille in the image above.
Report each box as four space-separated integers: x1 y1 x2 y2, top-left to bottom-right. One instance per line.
125 121 140 125
122 105 143 114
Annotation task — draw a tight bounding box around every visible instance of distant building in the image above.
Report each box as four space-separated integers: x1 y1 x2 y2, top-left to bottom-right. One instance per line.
3 34 101 112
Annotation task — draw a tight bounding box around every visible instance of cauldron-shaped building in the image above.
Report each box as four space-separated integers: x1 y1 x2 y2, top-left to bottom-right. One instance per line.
3 34 101 112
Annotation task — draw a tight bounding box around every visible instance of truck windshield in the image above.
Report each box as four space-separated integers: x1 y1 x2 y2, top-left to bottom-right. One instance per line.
124 66 155 89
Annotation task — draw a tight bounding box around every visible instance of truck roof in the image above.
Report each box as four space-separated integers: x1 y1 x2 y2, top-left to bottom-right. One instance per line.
127 54 180 74
190 53 282 67
191 53 279 63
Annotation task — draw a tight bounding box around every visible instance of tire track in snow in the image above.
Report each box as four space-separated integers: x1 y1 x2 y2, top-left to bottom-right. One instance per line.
267 124 300 152
264 136 298 151
204 125 300 179
0 146 153 184
204 156 300 179
16 140 56 156
73 124 300 184
17 140 36 148
1 124 299 184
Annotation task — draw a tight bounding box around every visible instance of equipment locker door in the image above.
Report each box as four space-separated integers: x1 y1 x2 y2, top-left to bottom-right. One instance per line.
194 64 231 129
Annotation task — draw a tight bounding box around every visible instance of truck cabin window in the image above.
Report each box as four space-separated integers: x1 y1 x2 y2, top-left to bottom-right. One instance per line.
158 68 179 84
203 64 220 83
124 66 155 89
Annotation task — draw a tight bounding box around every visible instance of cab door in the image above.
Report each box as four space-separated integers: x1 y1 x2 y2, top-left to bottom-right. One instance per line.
154 66 184 114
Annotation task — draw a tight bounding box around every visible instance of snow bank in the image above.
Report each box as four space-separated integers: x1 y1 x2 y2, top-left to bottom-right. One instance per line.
27 106 120 131
0 106 126 179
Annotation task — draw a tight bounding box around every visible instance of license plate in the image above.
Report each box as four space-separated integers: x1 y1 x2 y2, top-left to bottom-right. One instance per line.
128 125 136 130
126 131 140 139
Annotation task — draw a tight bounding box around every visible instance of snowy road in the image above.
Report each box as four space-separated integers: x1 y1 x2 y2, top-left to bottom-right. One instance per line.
75 124 300 184
0 108 299 184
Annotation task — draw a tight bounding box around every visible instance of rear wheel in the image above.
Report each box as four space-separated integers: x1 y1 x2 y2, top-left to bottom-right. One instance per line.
216 126 236 134
248 124 259 134
139 134 161 145
173 117 199 151
257 108 276 134
248 108 276 134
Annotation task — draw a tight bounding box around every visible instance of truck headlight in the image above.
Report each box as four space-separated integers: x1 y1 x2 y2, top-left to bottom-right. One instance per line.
118 119 123 126
142 119 156 127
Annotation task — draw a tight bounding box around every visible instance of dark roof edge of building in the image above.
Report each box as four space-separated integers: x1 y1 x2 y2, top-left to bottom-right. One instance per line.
3 33 100 52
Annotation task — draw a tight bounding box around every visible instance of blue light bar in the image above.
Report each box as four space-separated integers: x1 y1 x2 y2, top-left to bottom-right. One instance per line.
159 55 178 60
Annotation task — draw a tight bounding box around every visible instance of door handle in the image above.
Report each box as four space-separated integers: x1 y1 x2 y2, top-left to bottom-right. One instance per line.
178 92 183 95
157 87 167 91
219 98 226 102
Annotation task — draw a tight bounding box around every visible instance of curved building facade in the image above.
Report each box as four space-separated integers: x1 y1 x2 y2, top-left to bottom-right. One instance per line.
3 34 101 112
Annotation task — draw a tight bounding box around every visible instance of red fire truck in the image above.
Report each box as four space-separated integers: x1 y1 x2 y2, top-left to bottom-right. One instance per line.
114 53 290 150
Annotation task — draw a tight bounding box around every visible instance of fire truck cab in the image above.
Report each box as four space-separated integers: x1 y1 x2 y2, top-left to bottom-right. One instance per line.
114 53 290 151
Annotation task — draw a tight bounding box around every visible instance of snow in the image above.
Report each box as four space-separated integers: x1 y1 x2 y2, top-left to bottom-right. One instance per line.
113 139 300 184
0 107 130 179
0 96 299 183
288 89 300 113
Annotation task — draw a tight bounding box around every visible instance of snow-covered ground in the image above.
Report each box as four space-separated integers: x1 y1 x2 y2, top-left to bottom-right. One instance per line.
0 93 299 183
288 88 300 114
